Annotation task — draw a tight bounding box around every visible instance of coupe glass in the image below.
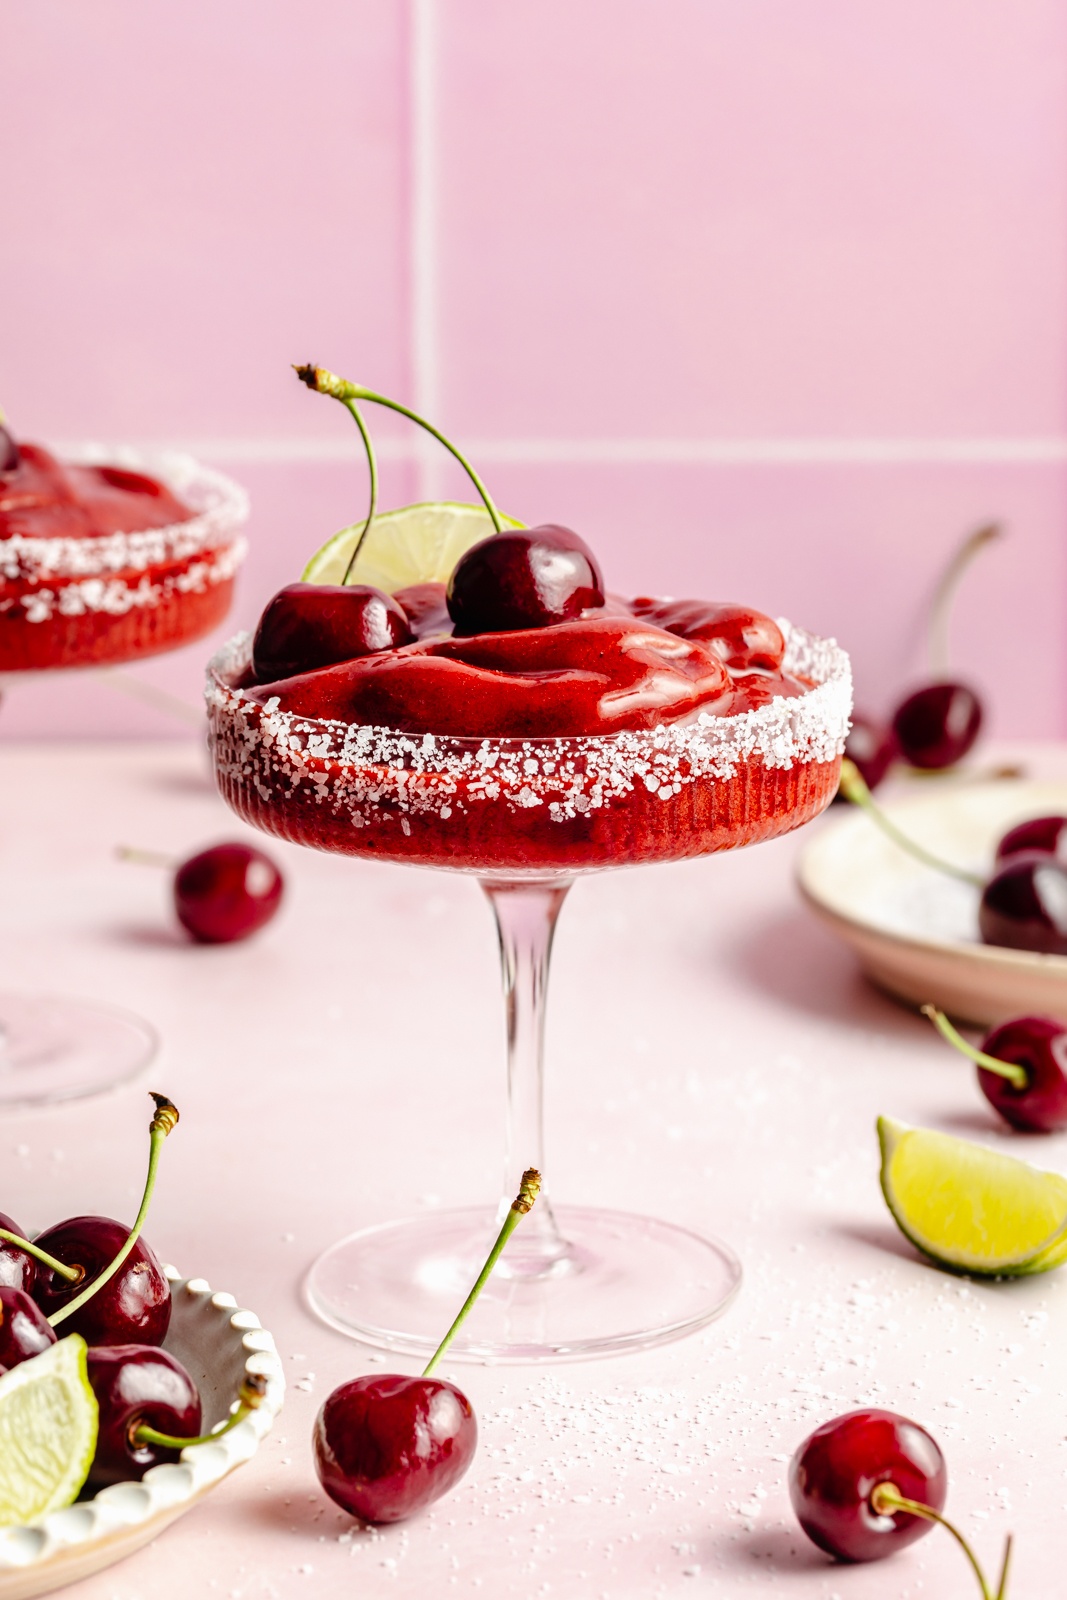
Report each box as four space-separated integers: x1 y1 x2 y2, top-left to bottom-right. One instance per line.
0 448 248 1106
208 622 850 1360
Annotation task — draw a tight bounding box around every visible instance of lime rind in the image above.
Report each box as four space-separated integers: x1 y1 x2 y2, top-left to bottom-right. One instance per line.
0 1334 98 1528
878 1115 1067 1277
301 501 524 593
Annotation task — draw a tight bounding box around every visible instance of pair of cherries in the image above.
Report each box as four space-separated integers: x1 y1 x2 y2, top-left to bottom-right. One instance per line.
0 1096 252 1485
250 521 603 689
791 1408 1011 1595
314 1170 540 1523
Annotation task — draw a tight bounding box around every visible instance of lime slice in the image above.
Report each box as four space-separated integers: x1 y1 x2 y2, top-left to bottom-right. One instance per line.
878 1115 1067 1276
302 502 524 594
0 1335 98 1527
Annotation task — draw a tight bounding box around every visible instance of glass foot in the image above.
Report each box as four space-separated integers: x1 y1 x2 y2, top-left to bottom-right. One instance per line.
0 993 157 1108
306 1205 741 1363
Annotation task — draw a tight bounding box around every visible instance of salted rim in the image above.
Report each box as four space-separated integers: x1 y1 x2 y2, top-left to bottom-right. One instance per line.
206 621 852 790
0 447 250 584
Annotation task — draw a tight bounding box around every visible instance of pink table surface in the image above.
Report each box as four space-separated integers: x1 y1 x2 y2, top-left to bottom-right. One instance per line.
2 739 1065 1598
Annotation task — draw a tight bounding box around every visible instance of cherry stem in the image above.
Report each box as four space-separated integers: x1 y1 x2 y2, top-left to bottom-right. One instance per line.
869 1482 1003 1600
47 1093 179 1329
0 1230 80 1283
921 1005 1029 1089
116 845 177 870
338 400 379 583
132 1372 268 1451
294 364 504 537
928 522 1002 679
838 758 985 886
421 1168 541 1377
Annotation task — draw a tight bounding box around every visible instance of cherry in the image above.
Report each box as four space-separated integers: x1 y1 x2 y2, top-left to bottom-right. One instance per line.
85 1344 202 1486
251 582 411 684
891 681 982 770
0 1211 37 1293
0 1286 56 1369
32 1218 171 1346
789 1408 946 1563
314 1168 540 1524
979 852 1067 957
446 525 604 636
33 1093 179 1346
315 1373 475 1524
995 815 1067 867
832 713 897 802
174 842 284 944
0 424 18 473
923 1006 1067 1133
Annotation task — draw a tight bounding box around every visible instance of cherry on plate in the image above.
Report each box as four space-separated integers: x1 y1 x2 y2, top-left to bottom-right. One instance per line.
85 1344 202 1486
995 815 1067 867
0 1285 56 1369
0 1210 37 1293
32 1216 171 1347
979 852 1067 957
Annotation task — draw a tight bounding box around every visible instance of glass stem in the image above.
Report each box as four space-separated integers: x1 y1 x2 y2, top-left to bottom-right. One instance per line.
481 876 572 1275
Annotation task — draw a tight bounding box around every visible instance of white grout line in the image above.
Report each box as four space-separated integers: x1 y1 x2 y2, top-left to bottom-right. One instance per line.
82 436 1067 466
409 0 441 500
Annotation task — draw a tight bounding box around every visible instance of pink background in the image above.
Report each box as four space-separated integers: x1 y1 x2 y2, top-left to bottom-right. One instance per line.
2 0 1065 738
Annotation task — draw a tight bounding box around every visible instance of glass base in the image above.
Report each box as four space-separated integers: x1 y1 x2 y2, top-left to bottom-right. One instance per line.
306 1204 742 1363
0 993 157 1108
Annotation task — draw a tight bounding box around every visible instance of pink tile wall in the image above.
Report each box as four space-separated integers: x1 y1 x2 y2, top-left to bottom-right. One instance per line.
1 1 1065 738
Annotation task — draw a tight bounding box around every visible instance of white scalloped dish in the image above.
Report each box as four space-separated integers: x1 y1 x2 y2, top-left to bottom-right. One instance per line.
798 779 1067 1026
0 1271 285 1600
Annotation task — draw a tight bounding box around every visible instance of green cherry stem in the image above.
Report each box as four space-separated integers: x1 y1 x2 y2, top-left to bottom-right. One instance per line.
838 758 984 887
928 522 1002 680
921 1005 1029 1089
116 845 176 869
421 1168 541 1378
0 1230 80 1283
48 1094 179 1329
294 364 504 538
339 399 379 583
133 1372 268 1452
869 1483 1003 1600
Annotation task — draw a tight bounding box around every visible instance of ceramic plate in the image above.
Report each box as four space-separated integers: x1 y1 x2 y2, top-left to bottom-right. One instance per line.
797 780 1067 1026
0 1271 285 1600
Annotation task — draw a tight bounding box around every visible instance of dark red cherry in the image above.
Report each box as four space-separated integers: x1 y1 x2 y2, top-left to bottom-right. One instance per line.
174 842 284 944
251 582 412 683
834 713 897 799
313 1373 477 1524
891 682 982 770
446 525 604 636
86 1344 201 1486
0 1286 56 1369
31 1217 170 1346
0 1211 36 1294
789 1408 946 1562
0 426 19 473
975 1015 1067 1132
996 815 1067 867
979 852 1067 956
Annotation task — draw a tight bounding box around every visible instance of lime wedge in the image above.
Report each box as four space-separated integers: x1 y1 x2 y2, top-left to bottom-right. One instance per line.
0 1335 98 1527
878 1115 1067 1276
302 502 524 594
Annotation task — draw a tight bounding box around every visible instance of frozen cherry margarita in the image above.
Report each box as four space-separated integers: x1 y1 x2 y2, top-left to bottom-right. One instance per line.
205 368 852 1361
0 428 247 671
